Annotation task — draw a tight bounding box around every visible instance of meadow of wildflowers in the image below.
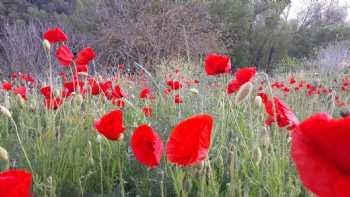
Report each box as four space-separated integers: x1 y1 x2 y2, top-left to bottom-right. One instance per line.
1 28 350 197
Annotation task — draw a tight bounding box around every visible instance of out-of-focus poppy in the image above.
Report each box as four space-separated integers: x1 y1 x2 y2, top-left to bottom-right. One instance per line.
94 110 125 141
131 124 163 168
292 113 350 197
204 54 231 75
166 114 213 166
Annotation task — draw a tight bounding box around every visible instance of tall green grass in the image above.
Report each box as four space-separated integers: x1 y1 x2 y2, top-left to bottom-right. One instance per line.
1 61 338 196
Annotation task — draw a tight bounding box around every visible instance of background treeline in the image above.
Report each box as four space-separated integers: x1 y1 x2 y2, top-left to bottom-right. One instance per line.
0 0 350 75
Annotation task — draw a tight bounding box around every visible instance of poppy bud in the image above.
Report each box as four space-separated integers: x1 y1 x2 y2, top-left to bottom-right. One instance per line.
252 147 262 166
0 146 9 161
96 134 103 143
78 72 89 77
0 105 12 118
189 88 199 95
43 39 51 51
117 133 124 141
255 95 262 107
235 82 253 105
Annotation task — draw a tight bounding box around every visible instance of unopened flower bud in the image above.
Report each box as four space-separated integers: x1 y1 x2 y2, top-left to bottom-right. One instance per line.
235 82 253 105
0 146 9 161
0 105 12 118
43 39 51 51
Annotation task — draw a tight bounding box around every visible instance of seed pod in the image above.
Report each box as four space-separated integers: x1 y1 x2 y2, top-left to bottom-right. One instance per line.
255 95 262 107
43 39 51 51
0 105 12 118
0 146 9 161
235 82 253 105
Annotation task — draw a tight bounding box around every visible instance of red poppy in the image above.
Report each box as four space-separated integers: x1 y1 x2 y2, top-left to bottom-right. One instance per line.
12 86 27 100
292 113 350 197
64 81 85 95
140 87 153 99
112 85 127 99
75 64 88 74
40 86 53 99
75 47 96 65
43 27 68 43
88 78 101 96
94 110 125 141
174 94 183 104
166 114 213 166
289 77 296 84
56 45 74 66
258 93 298 129
131 124 163 168
166 81 182 90
0 169 32 197
100 81 113 97
142 107 152 117
227 67 256 95
204 54 231 75
2 82 12 91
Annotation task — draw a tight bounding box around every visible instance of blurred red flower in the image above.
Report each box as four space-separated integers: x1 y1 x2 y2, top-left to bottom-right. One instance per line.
258 93 298 129
112 85 127 99
0 169 32 197
174 94 183 104
43 27 68 43
2 82 12 91
204 54 231 75
12 86 27 100
292 113 350 197
227 67 256 95
166 114 213 166
139 87 154 99
75 47 96 65
56 45 74 67
94 110 125 141
131 124 163 168
142 107 152 117
166 81 182 90
40 86 53 99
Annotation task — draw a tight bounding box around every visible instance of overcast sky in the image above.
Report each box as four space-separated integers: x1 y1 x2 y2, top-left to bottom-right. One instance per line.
288 0 350 22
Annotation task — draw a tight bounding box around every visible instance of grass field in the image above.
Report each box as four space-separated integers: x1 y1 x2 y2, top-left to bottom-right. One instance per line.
2 55 348 197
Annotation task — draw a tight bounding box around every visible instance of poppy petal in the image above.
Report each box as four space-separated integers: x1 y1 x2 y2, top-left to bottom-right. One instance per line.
166 114 213 166
131 124 163 168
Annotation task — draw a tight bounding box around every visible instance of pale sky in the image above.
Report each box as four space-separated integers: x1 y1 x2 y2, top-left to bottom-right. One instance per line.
288 0 350 22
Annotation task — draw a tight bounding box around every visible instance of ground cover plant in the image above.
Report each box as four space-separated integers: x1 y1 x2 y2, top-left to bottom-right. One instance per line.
1 27 350 197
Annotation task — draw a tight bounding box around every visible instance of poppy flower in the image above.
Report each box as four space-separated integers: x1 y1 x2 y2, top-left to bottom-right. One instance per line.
75 47 96 65
204 54 231 75
227 67 256 95
142 107 152 117
0 169 32 197
64 81 85 95
43 27 68 43
100 81 113 97
2 82 12 91
56 45 74 66
174 94 183 104
94 110 125 141
166 114 213 166
75 64 88 74
40 86 53 99
140 87 153 99
258 93 298 129
292 113 350 197
12 86 27 100
112 85 127 99
166 81 182 90
131 124 163 168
